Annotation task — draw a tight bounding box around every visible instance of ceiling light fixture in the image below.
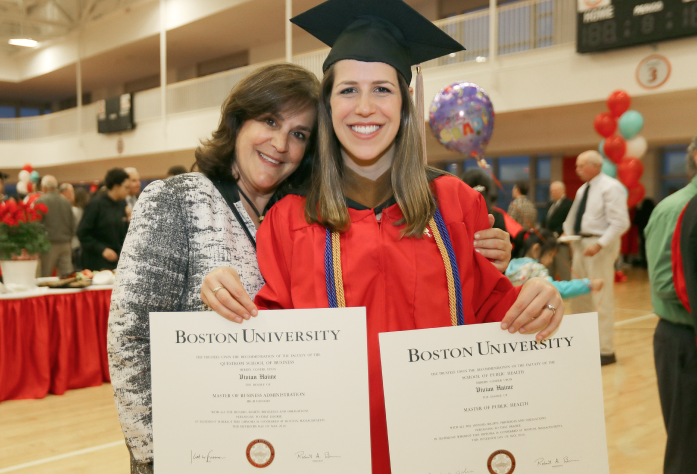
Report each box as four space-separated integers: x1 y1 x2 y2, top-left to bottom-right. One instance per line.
9 39 38 47
475 56 487 63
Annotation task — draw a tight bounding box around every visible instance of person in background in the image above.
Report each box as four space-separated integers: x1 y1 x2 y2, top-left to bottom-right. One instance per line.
506 229 603 298
71 187 90 270
564 150 630 366
77 168 130 271
124 167 140 211
0 171 8 201
508 180 537 229
37 176 74 277
677 194 697 318
543 181 573 280
462 168 506 232
633 197 655 268
59 183 75 205
166 165 187 177
645 133 697 474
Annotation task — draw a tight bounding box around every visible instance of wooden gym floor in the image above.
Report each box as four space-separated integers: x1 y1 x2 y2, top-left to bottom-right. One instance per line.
0 268 666 473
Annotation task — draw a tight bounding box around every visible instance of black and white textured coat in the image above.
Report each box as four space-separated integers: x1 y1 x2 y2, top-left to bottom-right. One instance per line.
107 173 264 473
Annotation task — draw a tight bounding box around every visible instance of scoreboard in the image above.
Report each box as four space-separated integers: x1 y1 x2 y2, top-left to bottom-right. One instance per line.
577 0 697 53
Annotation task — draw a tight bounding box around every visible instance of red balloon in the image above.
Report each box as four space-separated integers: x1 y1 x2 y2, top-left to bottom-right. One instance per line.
593 112 617 138
26 181 34 193
22 163 33 172
603 135 627 164
627 183 645 208
607 90 631 118
617 157 644 188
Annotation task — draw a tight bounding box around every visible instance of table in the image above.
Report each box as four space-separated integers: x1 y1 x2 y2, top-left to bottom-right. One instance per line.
0 286 113 402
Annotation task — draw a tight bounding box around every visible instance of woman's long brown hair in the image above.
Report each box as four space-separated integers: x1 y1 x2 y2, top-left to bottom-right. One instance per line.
305 64 436 237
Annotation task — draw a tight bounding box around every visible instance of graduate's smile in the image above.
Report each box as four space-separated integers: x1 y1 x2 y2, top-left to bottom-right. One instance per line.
348 123 384 139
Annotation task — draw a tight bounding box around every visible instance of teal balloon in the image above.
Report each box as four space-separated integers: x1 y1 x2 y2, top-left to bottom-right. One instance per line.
602 158 617 178
618 110 644 139
598 140 608 159
30 170 40 183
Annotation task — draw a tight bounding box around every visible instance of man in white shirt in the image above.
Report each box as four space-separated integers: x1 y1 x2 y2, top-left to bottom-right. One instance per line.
563 150 630 365
125 167 141 211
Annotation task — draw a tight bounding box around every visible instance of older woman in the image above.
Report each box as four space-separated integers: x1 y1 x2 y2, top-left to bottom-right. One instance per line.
201 1 564 473
107 63 319 474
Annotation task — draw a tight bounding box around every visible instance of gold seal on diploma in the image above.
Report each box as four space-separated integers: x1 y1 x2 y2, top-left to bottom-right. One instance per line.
246 439 275 468
487 449 516 474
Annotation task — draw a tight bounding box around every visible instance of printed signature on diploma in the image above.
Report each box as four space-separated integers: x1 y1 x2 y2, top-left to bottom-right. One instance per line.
191 450 226 463
534 456 580 467
295 451 342 460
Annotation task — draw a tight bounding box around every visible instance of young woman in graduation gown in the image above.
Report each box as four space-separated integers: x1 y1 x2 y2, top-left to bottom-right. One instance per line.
201 1 565 472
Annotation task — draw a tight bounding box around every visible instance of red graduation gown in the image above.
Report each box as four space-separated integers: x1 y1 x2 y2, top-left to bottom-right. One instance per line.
255 175 518 473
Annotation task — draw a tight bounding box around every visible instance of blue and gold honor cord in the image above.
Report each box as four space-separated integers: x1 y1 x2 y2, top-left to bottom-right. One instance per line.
324 208 464 326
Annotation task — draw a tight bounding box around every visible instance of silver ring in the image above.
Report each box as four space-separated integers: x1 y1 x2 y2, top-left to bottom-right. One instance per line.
212 286 224 297
546 304 557 315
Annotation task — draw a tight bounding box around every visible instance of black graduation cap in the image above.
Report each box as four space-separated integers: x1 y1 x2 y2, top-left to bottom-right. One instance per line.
291 0 465 84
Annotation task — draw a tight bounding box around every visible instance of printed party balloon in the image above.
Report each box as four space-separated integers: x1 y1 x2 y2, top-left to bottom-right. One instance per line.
429 82 495 158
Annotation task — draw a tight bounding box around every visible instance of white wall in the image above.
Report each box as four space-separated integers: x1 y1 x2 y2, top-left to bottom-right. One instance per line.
422 37 697 116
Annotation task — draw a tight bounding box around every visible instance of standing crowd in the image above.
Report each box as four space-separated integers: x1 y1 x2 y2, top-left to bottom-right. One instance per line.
0 165 189 277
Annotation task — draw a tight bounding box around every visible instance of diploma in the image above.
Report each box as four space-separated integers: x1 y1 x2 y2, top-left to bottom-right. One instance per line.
379 313 609 474
150 308 371 473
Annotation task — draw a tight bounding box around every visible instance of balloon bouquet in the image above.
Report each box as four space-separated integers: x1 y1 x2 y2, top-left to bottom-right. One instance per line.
594 90 647 208
16 164 40 197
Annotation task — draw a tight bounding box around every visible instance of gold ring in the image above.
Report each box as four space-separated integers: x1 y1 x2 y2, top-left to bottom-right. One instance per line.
212 286 224 296
546 304 556 315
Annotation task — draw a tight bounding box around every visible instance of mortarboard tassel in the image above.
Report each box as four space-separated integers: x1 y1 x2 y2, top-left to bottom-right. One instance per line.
415 65 428 164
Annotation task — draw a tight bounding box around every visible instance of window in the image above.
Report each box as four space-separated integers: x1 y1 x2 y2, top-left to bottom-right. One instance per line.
0 106 15 118
20 108 41 117
441 155 552 222
534 155 552 222
659 146 689 200
463 158 493 171
496 156 530 212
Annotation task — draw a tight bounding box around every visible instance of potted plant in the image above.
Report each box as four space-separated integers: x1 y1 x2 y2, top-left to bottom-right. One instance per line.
0 199 50 290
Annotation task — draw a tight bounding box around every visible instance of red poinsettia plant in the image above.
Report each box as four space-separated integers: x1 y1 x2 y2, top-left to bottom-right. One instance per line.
0 199 51 260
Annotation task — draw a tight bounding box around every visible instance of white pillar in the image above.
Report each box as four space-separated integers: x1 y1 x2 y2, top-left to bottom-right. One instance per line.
160 0 167 124
76 33 82 137
285 0 292 62
489 0 497 63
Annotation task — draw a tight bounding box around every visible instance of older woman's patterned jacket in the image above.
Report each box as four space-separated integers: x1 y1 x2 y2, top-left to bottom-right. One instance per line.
107 173 264 472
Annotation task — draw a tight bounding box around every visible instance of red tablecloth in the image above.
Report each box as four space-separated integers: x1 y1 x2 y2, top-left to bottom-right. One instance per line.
0 288 112 402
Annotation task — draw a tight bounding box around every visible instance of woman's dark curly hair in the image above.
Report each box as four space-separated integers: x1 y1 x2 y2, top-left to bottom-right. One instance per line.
194 63 320 193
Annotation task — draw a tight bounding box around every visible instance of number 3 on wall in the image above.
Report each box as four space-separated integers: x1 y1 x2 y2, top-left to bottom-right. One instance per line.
636 54 671 89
